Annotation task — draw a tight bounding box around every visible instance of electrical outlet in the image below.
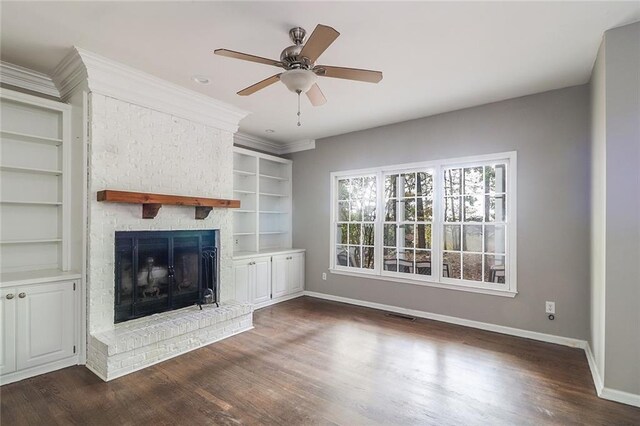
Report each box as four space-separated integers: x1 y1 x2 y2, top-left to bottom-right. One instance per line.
545 301 555 314
322 272 327 281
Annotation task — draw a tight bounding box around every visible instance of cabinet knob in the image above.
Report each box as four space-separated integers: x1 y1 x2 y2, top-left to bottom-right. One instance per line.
6 294 14 300
18 292 26 299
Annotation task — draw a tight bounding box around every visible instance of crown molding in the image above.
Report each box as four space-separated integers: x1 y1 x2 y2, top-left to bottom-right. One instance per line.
234 132 315 155
234 132 283 153
52 47 248 132
0 61 60 98
281 138 315 154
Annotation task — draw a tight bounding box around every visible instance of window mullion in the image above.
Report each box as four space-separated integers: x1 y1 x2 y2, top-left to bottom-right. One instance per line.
374 170 384 275
330 175 336 270
432 165 443 282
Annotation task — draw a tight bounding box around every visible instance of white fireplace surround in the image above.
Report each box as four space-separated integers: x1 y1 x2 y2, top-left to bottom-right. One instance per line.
51 47 252 380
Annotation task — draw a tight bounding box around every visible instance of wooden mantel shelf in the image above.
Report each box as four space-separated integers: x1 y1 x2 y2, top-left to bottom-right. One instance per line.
97 190 240 219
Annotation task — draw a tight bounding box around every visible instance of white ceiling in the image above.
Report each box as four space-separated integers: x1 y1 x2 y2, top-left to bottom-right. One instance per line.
1 2 639 145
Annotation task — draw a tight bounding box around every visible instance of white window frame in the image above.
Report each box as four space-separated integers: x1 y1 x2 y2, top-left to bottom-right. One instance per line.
380 166 436 282
329 151 517 298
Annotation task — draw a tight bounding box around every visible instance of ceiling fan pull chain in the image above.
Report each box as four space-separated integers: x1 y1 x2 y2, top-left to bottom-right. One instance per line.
297 90 302 127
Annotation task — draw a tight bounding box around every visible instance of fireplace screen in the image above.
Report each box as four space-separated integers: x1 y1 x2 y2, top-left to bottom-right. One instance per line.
114 230 218 323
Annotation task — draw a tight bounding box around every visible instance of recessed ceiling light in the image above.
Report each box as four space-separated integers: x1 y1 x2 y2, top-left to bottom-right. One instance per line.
192 75 210 85
265 129 275 133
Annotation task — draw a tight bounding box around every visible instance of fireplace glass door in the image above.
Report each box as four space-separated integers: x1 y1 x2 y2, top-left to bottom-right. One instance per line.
114 230 217 323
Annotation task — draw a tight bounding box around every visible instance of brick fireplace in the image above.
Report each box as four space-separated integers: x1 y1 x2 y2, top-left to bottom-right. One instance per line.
53 48 252 380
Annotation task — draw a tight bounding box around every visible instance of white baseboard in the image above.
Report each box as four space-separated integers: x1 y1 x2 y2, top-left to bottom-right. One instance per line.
584 344 604 394
303 291 586 348
254 291 304 310
600 387 640 408
304 291 640 408
1 356 79 386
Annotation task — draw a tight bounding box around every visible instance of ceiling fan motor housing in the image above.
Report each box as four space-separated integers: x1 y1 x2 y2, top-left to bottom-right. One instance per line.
280 44 312 70
281 27 312 70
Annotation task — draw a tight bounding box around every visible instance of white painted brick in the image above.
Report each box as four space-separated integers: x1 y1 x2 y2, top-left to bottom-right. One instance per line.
85 93 244 380
86 93 235 336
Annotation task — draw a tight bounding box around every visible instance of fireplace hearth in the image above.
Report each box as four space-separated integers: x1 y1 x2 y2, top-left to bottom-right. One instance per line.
114 230 219 323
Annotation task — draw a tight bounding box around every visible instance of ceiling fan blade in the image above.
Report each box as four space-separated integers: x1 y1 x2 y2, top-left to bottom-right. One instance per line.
300 24 340 63
314 65 383 83
214 49 283 68
237 74 282 96
306 83 327 106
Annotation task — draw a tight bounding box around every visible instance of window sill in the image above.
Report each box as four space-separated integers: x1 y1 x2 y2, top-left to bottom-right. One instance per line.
328 268 517 298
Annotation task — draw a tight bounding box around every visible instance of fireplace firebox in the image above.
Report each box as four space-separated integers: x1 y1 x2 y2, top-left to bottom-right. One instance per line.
114 230 219 323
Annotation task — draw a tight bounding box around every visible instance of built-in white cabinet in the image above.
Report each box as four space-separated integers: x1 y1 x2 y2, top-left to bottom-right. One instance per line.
234 256 272 305
0 88 82 386
233 250 305 308
288 252 304 294
271 252 304 299
0 287 17 376
271 255 289 299
232 147 303 308
0 278 78 384
233 147 292 255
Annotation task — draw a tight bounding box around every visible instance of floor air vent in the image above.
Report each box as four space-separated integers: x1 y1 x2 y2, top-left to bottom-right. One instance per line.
386 313 416 321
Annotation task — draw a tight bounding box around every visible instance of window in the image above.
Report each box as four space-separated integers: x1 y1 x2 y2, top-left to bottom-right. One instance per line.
382 171 434 279
335 175 377 270
330 152 517 297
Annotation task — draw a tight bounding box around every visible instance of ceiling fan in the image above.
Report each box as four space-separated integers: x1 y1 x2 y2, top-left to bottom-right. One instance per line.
214 24 383 125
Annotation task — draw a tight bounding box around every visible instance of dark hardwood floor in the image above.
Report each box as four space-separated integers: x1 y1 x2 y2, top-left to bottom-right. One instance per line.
1 296 639 425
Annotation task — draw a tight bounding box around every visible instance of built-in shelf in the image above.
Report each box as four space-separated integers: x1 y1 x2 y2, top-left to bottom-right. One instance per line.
0 200 62 206
233 147 292 255
234 209 256 213
97 189 240 220
259 192 287 198
0 238 63 245
0 130 63 146
259 173 288 181
1 88 72 274
0 165 63 175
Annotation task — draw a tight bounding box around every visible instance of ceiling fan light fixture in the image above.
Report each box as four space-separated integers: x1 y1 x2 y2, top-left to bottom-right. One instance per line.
280 69 317 94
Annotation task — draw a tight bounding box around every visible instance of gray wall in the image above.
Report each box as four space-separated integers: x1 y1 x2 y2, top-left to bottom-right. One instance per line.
589 41 607 381
591 22 640 396
290 85 591 340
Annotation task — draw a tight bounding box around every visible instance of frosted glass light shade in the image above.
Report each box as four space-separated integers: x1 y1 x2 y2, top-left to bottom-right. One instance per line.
280 69 317 93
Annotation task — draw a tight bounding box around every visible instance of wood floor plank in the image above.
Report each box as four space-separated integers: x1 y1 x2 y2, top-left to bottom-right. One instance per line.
1 297 639 425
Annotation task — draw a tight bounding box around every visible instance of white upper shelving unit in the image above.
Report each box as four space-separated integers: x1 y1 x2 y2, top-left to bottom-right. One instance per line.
0 88 72 274
232 146 293 256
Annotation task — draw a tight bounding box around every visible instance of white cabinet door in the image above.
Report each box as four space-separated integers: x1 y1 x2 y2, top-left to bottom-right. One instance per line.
16 281 75 370
233 260 252 303
271 254 289 299
288 252 305 294
0 288 17 376
253 258 272 304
